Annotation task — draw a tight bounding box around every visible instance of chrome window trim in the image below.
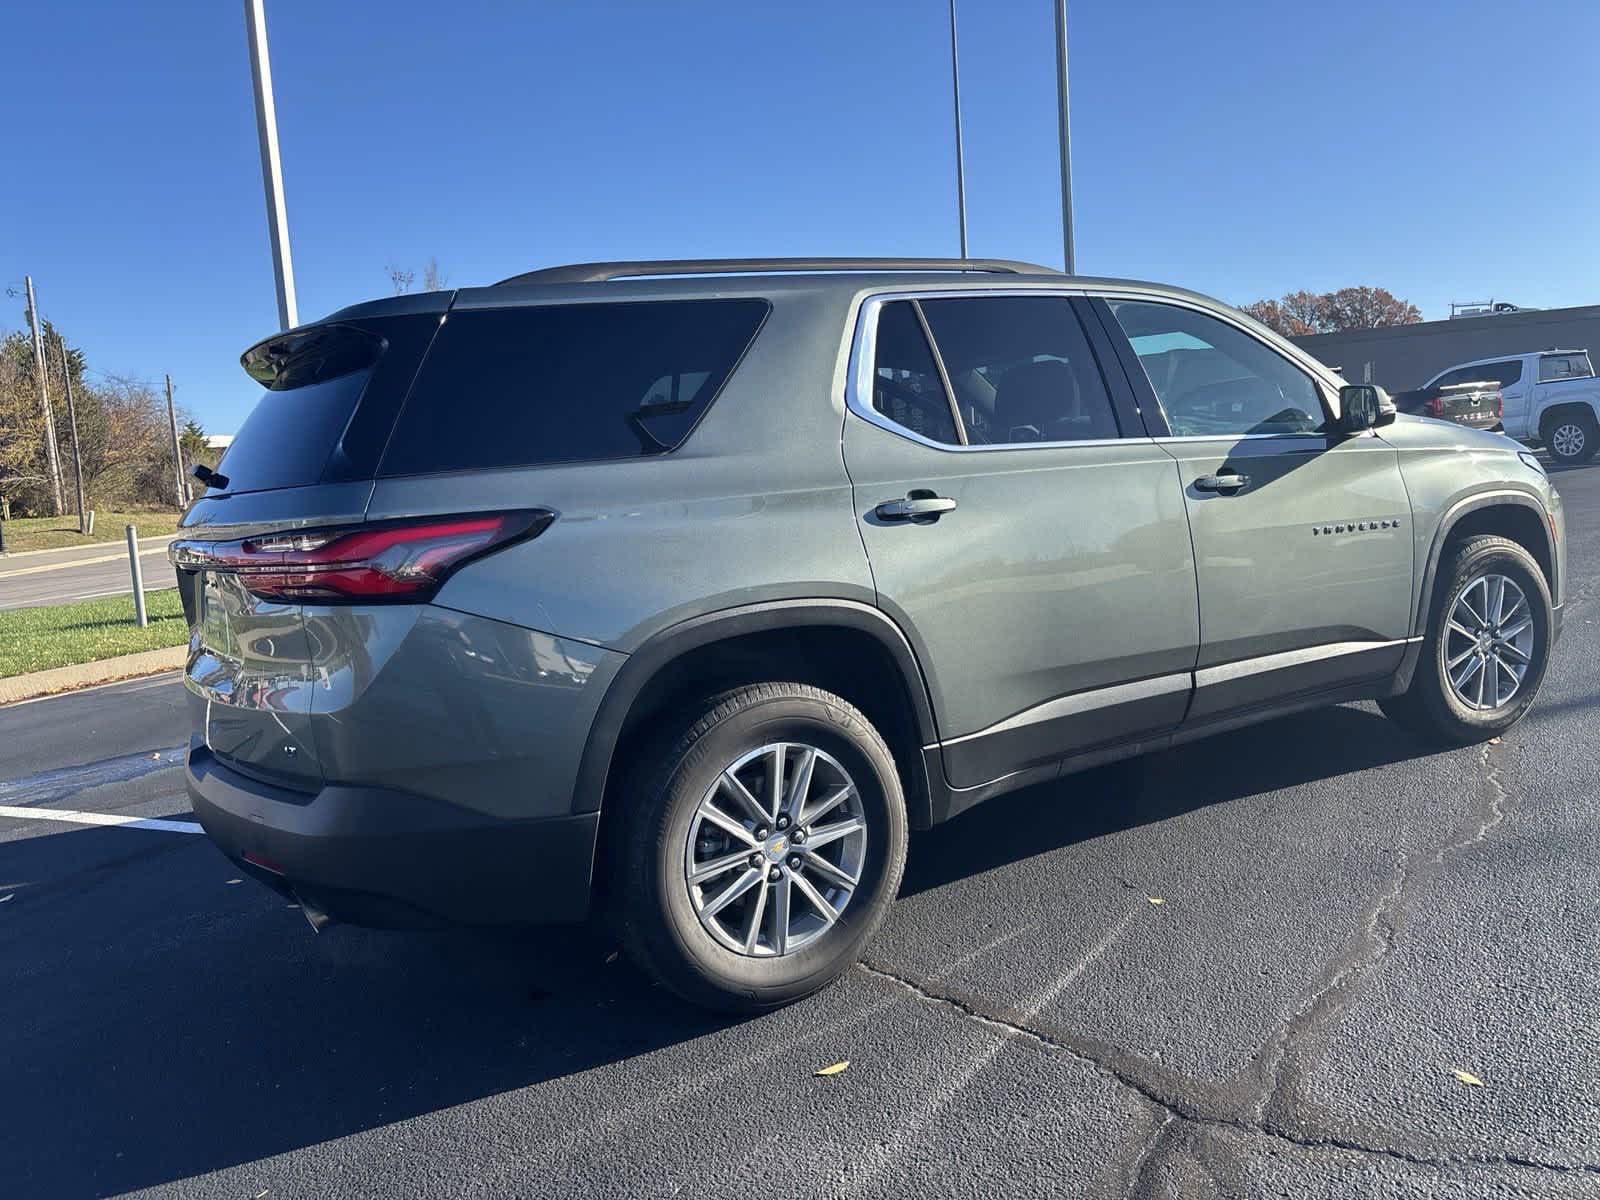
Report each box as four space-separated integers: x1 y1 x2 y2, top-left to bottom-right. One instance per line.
846 285 1347 451
845 288 1155 453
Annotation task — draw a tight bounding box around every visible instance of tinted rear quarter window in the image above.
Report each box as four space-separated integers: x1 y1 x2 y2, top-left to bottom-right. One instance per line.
378 299 769 476
221 324 386 494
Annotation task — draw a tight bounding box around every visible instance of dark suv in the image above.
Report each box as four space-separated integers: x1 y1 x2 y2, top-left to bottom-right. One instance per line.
174 258 1565 1012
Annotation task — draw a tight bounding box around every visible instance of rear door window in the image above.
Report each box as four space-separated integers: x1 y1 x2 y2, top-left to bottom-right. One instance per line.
918 296 1121 444
1436 360 1521 389
868 301 961 445
378 299 769 476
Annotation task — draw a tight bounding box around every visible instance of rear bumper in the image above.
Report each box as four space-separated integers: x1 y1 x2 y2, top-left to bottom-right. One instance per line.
185 739 599 928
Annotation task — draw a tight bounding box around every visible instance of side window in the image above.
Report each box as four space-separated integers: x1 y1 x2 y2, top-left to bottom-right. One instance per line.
1433 367 1478 389
1108 299 1326 436
918 296 1120 444
1486 360 1523 388
378 299 768 476
869 301 960 445
1539 354 1588 383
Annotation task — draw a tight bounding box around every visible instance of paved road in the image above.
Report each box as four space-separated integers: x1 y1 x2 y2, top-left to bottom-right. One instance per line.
2 467 1597 1199
0 535 177 610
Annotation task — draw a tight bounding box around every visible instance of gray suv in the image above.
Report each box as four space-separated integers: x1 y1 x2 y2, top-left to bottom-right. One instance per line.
174 258 1565 1012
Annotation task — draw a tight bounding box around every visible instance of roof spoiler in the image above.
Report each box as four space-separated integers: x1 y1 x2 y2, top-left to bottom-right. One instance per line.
496 257 1062 287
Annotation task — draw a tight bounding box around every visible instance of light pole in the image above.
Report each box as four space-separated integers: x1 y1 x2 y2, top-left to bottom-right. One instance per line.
1053 0 1076 274
948 0 969 259
245 0 299 330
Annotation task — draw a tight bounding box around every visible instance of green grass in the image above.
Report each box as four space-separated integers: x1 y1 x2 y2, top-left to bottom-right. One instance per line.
0 589 187 677
1 509 181 553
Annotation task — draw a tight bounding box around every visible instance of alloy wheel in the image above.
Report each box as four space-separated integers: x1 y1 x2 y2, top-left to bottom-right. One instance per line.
1551 422 1586 461
1443 573 1536 711
684 742 868 957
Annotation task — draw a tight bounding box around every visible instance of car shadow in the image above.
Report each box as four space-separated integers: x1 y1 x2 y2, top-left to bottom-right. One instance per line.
901 703 1432 896
0 703 1435 1197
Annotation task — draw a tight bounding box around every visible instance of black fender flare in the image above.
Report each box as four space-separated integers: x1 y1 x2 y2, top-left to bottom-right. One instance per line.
1412 489 1557 636
571 599 941 826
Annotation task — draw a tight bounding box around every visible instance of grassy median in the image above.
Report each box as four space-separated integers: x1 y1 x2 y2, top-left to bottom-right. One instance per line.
1 510 181 554
0 589 187 677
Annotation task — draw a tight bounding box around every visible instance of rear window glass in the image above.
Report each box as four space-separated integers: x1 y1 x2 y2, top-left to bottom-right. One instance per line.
220 325 384 494
378 299 769 476
1540 353 1593 382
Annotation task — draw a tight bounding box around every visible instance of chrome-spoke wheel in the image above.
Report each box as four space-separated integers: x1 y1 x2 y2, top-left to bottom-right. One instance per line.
1551 422 1586 460
685 742 868 958
1443 573 1536 711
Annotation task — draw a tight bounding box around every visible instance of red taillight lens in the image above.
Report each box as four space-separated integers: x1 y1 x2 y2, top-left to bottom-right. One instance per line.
1424 397 1443 416
1493 392 1503 417
176 510 553 604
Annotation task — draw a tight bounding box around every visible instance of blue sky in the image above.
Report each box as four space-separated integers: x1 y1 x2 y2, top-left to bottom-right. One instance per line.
6 0 1598 433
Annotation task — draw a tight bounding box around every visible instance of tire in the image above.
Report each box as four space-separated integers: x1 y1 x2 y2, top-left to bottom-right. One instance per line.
616 683 907 1013
1541 409 1598 466
1379 535 1552 745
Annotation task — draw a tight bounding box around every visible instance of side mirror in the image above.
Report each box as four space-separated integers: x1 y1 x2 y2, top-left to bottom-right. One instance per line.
1338 384 1396 434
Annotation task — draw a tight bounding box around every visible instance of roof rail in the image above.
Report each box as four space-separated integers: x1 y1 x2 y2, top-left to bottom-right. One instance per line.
495 257 1062 287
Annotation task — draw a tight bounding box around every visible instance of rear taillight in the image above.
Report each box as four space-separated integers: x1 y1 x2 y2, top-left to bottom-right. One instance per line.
1493 391 1503 417
1424 397 1443 416
172 510 553 604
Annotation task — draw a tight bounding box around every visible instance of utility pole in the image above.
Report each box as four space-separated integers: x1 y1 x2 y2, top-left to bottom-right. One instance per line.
56 336 88 533
24 276 65 516
165 375 187 509
245 0 299 330
1053 0 1076 274
948 0 969 259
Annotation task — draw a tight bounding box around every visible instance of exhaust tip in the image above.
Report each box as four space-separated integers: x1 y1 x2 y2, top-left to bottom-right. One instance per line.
295 894 334 933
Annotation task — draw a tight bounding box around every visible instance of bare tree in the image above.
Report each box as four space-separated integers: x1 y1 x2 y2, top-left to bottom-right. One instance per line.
386 259 448 294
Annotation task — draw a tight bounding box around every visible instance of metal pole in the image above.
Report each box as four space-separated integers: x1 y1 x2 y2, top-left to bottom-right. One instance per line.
948 0 969 260
126 524 148 627
165 374 187 508
1053 0 1076 274
24 276 65 516
245 0 299 330
57 336 88 533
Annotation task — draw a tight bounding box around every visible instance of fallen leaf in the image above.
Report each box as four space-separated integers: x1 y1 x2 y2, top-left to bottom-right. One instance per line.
814 1060 850 1077
1450 1068 1484 1087
1148 896 1165 906
604 950 619 964
1488 737 1502 745
150 752 162 760
226 879 243 885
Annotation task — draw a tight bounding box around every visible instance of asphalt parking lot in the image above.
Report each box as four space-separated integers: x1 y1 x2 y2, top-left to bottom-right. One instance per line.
3 465 1597 1200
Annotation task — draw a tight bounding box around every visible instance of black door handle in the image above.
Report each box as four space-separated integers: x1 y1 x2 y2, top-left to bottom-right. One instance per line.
874 493 957 522
1194 472 1250 494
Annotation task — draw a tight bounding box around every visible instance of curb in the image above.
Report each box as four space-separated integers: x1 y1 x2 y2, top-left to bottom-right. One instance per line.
0 647 187 705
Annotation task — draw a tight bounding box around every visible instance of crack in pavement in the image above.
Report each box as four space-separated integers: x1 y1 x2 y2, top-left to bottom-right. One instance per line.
857 739 1600 1184
858 957 1600 1181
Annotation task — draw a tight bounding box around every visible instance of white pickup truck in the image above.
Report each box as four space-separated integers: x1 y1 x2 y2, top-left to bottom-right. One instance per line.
1417 349 1600 465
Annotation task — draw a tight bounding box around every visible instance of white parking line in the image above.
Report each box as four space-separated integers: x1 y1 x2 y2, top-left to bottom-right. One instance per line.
0 804 202 834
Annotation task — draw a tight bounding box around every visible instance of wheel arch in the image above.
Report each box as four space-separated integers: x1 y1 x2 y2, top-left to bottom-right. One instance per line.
1414 491 1558 635
573 600 942 831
